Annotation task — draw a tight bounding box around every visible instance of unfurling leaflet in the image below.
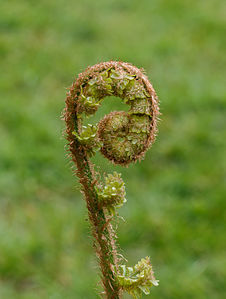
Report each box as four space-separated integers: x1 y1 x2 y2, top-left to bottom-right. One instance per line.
117 257 159 299
95 172 126 216
64 61 160 299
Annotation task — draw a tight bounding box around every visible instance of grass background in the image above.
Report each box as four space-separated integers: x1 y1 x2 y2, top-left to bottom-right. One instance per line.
0 0 225 298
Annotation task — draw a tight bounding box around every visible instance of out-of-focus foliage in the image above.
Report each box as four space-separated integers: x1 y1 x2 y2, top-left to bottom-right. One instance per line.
0 0 225 298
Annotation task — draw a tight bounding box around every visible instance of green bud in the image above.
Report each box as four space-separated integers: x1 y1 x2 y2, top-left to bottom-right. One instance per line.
117 257 159 299
72 124 102 156
95 171 126 215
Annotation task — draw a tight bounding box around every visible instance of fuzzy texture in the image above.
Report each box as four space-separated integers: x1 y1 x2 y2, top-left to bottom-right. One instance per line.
75 61 159 165
64 61 159 298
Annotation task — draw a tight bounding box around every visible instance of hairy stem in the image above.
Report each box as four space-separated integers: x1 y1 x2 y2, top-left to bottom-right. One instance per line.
71 133 121 298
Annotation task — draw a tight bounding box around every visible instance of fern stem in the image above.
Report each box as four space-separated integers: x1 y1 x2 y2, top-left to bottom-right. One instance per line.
71 139 121 298
64 61 160 298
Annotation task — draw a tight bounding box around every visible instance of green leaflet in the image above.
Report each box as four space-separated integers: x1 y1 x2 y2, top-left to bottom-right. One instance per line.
117 257 159 299
86 70 113 98
72 124 102 156
79 94 101 115
95 171 126 215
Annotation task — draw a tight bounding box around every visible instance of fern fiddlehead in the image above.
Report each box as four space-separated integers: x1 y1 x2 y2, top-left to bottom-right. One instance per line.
64 61 159 298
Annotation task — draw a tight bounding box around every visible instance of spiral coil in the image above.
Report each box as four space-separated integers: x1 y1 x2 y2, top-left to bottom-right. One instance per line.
66 61 159 165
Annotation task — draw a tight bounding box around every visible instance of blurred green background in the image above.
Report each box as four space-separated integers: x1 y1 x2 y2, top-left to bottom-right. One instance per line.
0 0 225 298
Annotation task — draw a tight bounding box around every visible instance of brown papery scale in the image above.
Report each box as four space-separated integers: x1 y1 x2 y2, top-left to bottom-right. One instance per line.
64 61 159 299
